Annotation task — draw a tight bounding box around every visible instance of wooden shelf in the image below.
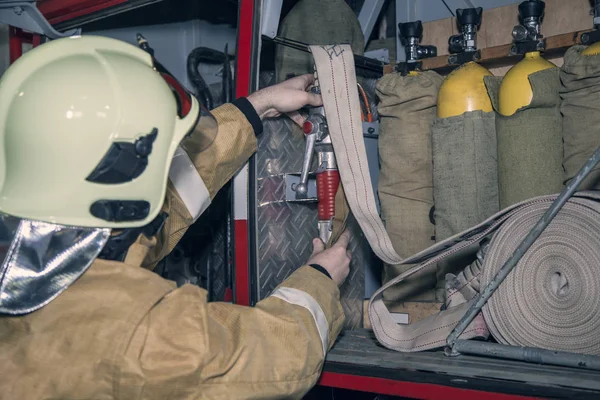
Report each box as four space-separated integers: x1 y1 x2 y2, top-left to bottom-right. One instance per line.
419 29 594 72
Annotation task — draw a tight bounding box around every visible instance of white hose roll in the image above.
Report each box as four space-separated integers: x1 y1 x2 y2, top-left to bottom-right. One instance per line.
482 198 600 355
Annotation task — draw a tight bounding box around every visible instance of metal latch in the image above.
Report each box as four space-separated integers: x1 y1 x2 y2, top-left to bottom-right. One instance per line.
285 173 317 202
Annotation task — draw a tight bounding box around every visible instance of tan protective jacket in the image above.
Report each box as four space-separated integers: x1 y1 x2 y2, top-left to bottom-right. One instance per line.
0 104 345 400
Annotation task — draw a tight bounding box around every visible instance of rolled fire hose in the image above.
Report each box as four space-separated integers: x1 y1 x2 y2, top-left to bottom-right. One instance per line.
310 44 600 354
376 71 443 302
560 45 600 190
482 198 600 353
485 63 564 209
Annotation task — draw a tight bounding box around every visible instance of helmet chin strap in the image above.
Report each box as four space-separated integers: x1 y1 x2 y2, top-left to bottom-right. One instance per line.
98 212 168 262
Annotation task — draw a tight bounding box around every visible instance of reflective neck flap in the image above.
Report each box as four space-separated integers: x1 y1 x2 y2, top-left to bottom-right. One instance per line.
0 220 110 315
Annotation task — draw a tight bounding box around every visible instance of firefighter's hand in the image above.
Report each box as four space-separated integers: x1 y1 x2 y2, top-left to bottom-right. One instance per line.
247 74 322 125
306 230 352 286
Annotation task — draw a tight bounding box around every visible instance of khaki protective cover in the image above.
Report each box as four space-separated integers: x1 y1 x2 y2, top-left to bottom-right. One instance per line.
485 69 564 209
560 45 600 190
376 71 443 301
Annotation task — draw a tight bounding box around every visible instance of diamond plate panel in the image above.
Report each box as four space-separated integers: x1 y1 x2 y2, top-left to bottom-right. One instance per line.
254 72 375 330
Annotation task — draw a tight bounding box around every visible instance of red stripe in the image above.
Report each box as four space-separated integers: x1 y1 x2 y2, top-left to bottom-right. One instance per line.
9 27 23 64
232 0 254 307
235 0 254 99
32 34 42 48
234 220 250 306
318 372 543 400
38 0 128 25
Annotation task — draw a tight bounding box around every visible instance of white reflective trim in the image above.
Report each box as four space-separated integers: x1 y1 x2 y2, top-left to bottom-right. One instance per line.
168 146 211 222
233 164 249 220
270 287 329 356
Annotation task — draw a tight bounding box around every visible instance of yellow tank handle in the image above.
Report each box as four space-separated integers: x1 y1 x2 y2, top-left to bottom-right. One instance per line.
498 51 555 116
437 61 494 118
582 41 600 56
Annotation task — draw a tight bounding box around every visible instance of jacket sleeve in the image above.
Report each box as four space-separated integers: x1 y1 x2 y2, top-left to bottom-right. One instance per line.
121 266 345 399
142 103 257 269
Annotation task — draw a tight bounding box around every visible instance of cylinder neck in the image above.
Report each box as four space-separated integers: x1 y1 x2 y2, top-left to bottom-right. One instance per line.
525 51 541 59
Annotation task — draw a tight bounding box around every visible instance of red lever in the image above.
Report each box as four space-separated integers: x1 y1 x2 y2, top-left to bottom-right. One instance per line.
317 170 340 221
302 120 314 135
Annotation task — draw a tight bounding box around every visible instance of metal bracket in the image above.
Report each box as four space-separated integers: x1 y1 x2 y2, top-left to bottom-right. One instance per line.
581 30 600 46
448 50 481 66
445 146 600 361
0 1 80 39
510 38 546 56
363 121 379 138
395 60 421 75
285 173 318 202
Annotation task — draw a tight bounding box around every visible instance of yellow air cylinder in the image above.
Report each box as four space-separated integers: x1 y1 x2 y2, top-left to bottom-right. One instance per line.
498 51 555 116
582 41 600 56
437 61 494 118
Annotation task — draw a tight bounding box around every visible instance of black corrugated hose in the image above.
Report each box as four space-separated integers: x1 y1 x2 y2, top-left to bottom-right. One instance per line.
187 45 234 110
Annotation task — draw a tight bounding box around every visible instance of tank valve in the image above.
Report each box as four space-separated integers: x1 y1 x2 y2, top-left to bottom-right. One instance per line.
448 7 483 65
396 21 438 75
510 0 546 55
581 0 600 46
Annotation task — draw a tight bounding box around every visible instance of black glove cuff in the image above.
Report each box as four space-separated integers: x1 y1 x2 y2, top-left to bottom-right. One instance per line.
309 263 332 280
232 97 263 136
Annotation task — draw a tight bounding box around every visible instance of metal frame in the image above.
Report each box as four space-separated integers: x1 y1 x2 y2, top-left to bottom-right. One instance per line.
358 0 387 46
445 147 600 369
0 1 79 38
38 0 163 30
233 0 262 307
38 0 129 24
260 0 282 39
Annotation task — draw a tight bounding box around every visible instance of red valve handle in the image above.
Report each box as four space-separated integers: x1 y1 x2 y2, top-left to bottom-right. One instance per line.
317 170 340 221
302 120 314 135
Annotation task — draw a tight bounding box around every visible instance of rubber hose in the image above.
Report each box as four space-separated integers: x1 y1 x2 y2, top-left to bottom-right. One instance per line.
187 47 230 110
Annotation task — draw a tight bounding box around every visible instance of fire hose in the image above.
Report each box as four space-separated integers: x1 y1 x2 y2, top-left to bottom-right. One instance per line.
309 43 600 364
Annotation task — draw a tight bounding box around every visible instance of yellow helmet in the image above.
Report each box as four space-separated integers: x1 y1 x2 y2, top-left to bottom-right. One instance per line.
0 35 215 228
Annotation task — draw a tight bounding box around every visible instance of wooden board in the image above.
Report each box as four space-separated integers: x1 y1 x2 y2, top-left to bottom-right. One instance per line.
385 0 594 76
419 29 592 73
420 0 592 54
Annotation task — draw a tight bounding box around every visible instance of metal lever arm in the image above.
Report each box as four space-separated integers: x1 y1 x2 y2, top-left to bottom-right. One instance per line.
295 133 316 199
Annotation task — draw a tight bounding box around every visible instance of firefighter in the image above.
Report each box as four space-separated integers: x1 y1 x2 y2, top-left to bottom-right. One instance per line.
0 35 351 399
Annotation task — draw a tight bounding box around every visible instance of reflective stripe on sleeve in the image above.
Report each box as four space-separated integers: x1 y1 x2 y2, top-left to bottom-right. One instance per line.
270 287 330 356
168 145 211 221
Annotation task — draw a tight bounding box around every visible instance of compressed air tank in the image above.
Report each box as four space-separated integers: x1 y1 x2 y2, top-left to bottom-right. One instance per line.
432 8 500 301
486 0 563 208
560 16 600 190
377 21 441 302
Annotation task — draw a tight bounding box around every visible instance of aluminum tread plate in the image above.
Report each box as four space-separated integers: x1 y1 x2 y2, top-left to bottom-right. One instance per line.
253 72 375 329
